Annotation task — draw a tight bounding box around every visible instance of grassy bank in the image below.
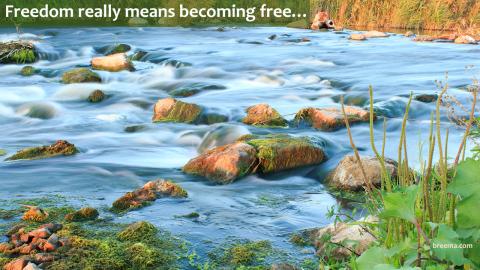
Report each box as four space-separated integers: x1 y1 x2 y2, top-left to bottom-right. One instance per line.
311 0 480 31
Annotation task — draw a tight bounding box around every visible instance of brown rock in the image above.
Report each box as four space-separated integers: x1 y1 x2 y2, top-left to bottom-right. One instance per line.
3 258 28 270
43 234 59 252
111 180 188 212
326 155 397 191
349 34 366 41
7 140 78 161
312 216 377 259
413 35 434 42
0 242 14 253
242 104 287 127
152 98 203 124
454 35 477 44
91 53 133 72
34 253 56 263
18 244 36 255
19 233 30 243
294 106 373 131
28 228 51 239
183 142 258 184
363 30 389 38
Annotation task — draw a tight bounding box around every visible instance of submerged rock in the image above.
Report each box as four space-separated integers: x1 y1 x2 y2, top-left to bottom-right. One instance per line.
62 68 101 84
111 180 188 212
242 104 288 127
326 155 397 191
64 207 99 222
0 41 37 64
87 89 105 103
152 98 202 124
20 66 37 76
198 124 250 153
294 106 373 131
129 50 148 61
96 43 131 55
169 83 226 98
6 140 78 161
454 35 477 44
183 142 257 184
413 35 434 42
16 102 58 120
240 134 326 174
91 53 133 72
0 149 6 156
311 216 377 259
349 34 366 41
363 30 389 38
414 93 438 103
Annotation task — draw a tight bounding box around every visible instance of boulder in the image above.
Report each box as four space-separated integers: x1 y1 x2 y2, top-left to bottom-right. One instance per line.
294 106 373 131
91 53 133 72
413 35 434 42
363 30 389 38
62 68 101 84
349 34 366 41
183 142 258 184
64 207 99 222
242 104 288 127
0 41 36 64
312 216 377 259
326 155 397 191
22 206 49 222
454 35 477 44
240 134 326 174
111 180 188 212
3 258 29 270
87 89 105 103
6 140 78 161
152 98 202 124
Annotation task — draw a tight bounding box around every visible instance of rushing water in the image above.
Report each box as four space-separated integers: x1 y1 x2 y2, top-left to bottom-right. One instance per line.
0 27 479 260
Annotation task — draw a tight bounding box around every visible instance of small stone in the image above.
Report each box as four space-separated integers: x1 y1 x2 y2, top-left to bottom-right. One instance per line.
91 53 133 72
87 90 105 103
39 223 62 233
7 140 78 161
18 244 35 254
363 30 389 38
28 228 51 239
242 104 288 127
152 98 203 124
43 234 59 252
413 35 434 42
0 242 14 252
96 44 132 55
414 94 438 103
20 66 36 76
62 68 101 84
34 253 56 263
294 106 373 131
349 34 366 41
268 34 277 40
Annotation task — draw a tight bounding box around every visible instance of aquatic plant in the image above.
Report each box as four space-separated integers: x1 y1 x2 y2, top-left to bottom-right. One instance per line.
64 207 99 222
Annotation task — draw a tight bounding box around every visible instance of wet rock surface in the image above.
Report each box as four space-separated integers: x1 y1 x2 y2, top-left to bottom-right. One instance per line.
62 68 101 84
242 104 288 127
6 141 78 161
91 53 133 72
294 106 373 131
0 41 37 64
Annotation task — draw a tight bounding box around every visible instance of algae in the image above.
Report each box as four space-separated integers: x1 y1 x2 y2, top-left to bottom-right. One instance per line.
153 100 202 124
20 66 37 76
65 207 99 222
6 141 78 161
62 68 102 84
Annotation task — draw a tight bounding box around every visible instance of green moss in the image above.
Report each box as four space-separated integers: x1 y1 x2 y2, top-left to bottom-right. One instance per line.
0 41 37 64
65 207 99 222
177 212 200 219
200 113 229 125
117 221 158 242
290 234 309 247
20 66 37 76
87 90 106 103
0 208 20 220
208 240 273 268
170 88 201 97
6 141 78 161
129 50 148 61
153 100 202 124
62 68 102 84
0 149 6 156
97 44 131 55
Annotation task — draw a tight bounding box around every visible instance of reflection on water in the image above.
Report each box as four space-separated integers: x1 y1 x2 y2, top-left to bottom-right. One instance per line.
0 27 478 255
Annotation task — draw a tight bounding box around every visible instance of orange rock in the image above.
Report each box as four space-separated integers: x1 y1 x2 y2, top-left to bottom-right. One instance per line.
152 98 203 124
91 53 133 72
28 228 51 239
3 258 28 270
349 34 366 41
43 234 59 252
183 142 258 184
19 233 30 243
22 206 48 222
311 11 331 30
18 244 36 254
242 104 287 127
454 35 477 44
0 242 14 253
363 30 389 38
294 106 374 131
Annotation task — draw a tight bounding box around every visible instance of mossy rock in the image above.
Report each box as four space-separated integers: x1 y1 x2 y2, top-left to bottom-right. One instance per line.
118 221 158 242
240 134 326 174
0 41 37 64
62 68 101 84
242 104 288 127
168 83 226 98
65 207 99 222
286 19 309 29
208 240 273 268
152 98 203 124
20 66 37 76
129 50 148 61
87 90 106 103
0 149 6 156
6 140 78 161
96 44 132 56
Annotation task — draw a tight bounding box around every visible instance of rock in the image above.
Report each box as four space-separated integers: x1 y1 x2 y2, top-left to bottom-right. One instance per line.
152 98 202 124
3 258 29 270
64 207 99 222
0 149 7 156
87 89 105 103
413 35 434 42
435 33 458 41
20 66 37 76
62 68 101 84
454 35 477 44
6 140 78 161
124 125 147 133
312 216 377 259
286 19 309 29
27 228 51 239
0 41 37 64
34 253 56 263
39 223 62 233
363 30 389 38
311 11 334 30
242 104 288 127
414 93 438 103
271 263 299 270
128 17 148 26
349 34 366 41
240 134 326 174
183 142 258 184
16 102 58 120
118 221 157 242
198 124 250 153
268 34 277 40
0 242 14 252
129 50 148 61
22 262 41 270
405 31 415 37
22 206 49 222
112 180 187 212
96 44 132 55
91 53 133 72
43 234 59 252
326 155 397 191
294 106 373 131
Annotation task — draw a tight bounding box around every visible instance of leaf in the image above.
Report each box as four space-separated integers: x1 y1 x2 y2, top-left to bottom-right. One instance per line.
455 194 480 228
448 159 480 198
431 224 470 266
373 265 420 270
356 246 387 270
380 185 419 223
